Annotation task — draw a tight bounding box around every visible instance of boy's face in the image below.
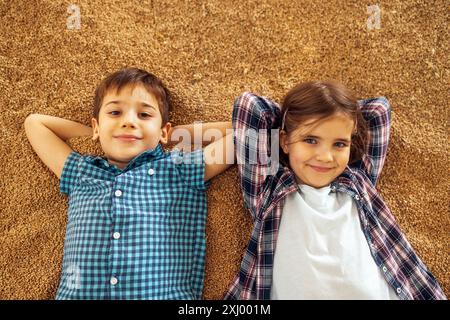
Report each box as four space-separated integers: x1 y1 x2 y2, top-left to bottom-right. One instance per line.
280 114 354 188
91 84 171 169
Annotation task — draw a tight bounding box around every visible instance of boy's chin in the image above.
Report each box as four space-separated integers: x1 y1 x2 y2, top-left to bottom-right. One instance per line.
105 152 137 165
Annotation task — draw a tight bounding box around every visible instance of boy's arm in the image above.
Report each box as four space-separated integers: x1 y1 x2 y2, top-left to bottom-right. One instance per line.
358 97 392 186
24 114 92 179
168 121 234 181
204 132 234 181
168 121 232 148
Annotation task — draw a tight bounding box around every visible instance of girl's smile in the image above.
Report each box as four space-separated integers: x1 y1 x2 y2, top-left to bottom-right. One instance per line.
280 113 355 188
307 164 335 173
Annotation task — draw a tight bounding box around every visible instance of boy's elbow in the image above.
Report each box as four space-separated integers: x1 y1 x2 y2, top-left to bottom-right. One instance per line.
24 114 45 138
24 114 35 129
24 114 42 126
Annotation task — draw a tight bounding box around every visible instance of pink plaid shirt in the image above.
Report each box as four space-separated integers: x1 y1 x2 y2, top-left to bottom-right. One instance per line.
225 92 446 300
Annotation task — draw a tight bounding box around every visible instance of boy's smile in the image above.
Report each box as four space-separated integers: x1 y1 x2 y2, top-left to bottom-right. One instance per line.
91 84 171 169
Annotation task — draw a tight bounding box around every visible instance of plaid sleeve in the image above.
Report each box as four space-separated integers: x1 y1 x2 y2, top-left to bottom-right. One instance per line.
358 97 392 186
172 148 210 191
232 92 282 220
59 151 83 196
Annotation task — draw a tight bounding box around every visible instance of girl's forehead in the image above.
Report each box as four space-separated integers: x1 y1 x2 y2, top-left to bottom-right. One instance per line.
293 114 355 137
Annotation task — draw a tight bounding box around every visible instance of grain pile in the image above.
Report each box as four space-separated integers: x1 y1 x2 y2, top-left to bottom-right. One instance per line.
0 0 448 299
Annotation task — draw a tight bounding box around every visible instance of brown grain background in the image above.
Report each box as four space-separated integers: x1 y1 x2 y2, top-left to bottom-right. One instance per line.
0 0 448 299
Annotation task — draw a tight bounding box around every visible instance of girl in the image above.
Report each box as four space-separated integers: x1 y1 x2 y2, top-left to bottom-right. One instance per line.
225 81 446 300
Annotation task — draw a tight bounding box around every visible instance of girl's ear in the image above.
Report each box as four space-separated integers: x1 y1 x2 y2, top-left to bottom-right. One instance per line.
159 122 172 145
280 130 289 154
91 118 100 141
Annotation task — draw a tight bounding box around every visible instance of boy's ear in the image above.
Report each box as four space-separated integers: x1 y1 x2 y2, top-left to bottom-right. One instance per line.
159 122 172 145
91 118 100 141
280 130 289 154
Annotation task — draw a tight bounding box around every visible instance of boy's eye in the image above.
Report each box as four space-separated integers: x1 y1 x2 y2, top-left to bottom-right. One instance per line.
108 111 151 118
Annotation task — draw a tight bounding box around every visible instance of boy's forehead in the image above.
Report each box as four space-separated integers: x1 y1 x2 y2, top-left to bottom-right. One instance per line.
102 84 158 107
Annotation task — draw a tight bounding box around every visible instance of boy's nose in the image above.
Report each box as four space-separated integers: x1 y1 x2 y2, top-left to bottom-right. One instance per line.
121 122 136 128
120 112 138 128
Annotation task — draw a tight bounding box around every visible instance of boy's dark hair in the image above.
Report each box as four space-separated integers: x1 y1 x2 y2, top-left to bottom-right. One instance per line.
280 80 368 165
93 67 171 126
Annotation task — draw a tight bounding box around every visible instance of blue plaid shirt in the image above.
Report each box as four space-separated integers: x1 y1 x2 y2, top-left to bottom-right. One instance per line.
56 144 209 300
225 92 446 300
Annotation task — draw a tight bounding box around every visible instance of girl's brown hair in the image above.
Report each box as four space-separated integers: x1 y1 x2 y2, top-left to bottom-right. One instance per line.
93 67 171 126
280 80 368 165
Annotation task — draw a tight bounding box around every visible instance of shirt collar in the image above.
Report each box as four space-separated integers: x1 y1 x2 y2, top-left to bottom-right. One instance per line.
85 144 166 173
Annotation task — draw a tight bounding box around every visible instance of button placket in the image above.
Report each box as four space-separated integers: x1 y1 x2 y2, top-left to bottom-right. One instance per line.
111 177 124 297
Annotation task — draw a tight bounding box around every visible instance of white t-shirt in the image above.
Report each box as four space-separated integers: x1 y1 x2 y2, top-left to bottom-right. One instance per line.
271 184 399 300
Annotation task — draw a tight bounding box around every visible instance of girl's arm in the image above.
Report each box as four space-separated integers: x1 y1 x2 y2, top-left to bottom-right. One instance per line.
232 92 282 221
358 97 392 186
24 114 92 179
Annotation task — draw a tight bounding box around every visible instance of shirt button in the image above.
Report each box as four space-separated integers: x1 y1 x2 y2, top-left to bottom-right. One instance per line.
396 288 402 294
115 190 122 197
382 266 387 272
113 232 121 240
148 168 155 176
110 277 118 285
355 195 360 201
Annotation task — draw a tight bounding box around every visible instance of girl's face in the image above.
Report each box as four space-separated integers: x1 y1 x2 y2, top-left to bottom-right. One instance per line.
280 113 355 188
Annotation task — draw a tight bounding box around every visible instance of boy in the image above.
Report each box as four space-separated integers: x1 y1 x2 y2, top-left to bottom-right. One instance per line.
24 67 233 299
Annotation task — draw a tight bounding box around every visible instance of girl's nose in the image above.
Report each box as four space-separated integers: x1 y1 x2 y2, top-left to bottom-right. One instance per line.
315 147 333 162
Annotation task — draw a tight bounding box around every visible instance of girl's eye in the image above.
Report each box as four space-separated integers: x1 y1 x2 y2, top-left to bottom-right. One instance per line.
109 111 120 115
304 138 317 144
140 113 151 118
335 142 348 148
